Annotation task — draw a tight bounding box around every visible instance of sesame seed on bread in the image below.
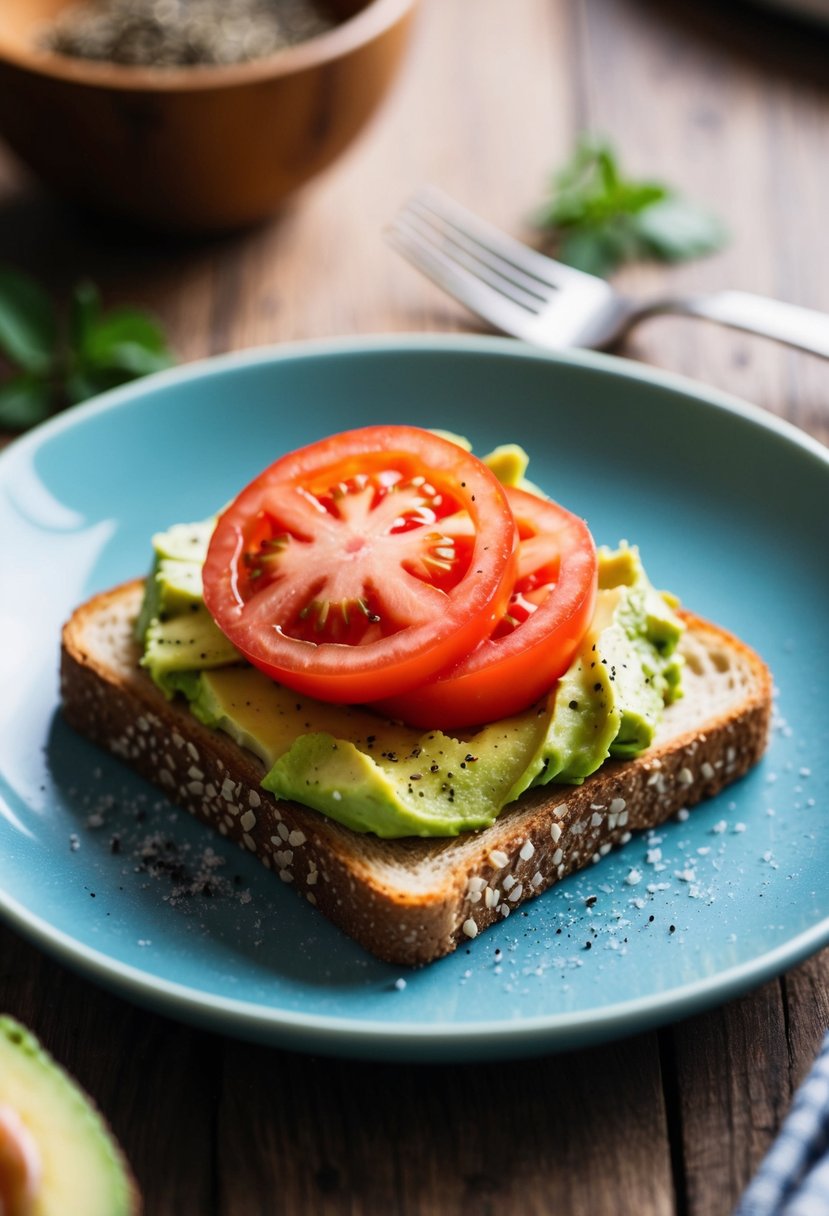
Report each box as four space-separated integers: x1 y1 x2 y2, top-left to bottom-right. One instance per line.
60 581 772 966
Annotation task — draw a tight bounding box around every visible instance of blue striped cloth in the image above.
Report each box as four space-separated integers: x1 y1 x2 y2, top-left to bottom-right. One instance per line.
735 1031 829 1216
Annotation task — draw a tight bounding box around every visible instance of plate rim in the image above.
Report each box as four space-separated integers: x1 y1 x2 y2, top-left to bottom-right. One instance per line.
3 331 827 471
2 333 827 1060
4 884 829 1060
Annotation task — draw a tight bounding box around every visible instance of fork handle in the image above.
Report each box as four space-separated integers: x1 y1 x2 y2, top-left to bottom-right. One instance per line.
631 290 829 359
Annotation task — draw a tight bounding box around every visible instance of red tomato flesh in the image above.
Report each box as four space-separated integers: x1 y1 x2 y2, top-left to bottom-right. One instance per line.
202 426 518 703
375 485 598 729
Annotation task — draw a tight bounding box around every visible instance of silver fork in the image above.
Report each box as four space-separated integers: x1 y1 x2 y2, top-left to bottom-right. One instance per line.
387 187 829 359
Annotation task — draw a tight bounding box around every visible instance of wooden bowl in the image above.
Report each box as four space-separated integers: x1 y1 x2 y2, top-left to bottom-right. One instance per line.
0 0 416 232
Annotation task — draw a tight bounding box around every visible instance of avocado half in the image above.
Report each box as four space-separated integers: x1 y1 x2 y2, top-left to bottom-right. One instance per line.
0 1017 140 1215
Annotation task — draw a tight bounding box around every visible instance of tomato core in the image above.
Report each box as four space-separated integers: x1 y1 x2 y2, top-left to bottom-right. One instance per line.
374 485 598 729
203 426 519 702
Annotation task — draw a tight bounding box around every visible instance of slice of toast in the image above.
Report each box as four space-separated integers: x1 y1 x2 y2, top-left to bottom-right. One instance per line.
60 581 772 966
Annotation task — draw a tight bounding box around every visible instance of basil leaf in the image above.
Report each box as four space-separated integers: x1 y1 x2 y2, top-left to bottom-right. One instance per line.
537 135 728 277
0 266 58 375
0 375 54 430
0 272 176 432
632 197 728 261
67 293 174 402
80 307 172 363
84 339 173 378
64 368 104 405
69 281 102 354
557 227 629 278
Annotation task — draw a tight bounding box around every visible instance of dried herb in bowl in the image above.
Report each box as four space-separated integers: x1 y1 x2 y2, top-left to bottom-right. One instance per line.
40 0 341 69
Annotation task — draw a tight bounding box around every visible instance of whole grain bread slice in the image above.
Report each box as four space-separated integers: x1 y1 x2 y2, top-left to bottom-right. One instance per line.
60 581 772 966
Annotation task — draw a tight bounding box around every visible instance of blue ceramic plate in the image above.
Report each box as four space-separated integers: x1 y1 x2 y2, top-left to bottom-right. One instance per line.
1 336 826 1062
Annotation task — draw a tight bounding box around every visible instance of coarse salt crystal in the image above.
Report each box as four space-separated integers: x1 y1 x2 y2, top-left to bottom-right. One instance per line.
626 868 642 886
519 840 535 861
550 823 562 843
489 849 509 869
462 918 478 939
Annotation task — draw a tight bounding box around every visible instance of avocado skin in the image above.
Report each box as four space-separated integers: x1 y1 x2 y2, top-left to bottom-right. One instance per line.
0 1017 139 1216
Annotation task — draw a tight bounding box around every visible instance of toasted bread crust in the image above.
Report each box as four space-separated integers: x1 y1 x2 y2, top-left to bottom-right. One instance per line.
60 581 772 965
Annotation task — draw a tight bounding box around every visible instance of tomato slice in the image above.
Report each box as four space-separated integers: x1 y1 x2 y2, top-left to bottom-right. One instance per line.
202 426 518 703
375 485 598 729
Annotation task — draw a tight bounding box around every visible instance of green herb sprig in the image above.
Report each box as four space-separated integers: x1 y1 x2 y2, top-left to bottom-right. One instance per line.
0 266 175 432
536 135 728 278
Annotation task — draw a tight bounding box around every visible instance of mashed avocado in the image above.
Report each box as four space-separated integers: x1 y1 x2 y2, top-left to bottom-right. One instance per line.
137 448 684 838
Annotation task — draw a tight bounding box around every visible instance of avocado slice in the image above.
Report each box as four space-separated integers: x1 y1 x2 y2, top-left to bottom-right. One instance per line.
0 1017 139 1216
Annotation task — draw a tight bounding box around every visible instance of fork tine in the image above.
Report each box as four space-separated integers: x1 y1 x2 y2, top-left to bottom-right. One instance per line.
386 222 541 341
394 208 549 315
411 186 595 290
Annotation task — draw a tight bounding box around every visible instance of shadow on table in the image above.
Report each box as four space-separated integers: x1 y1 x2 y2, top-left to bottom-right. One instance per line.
641 0 829 89
0 164 293 360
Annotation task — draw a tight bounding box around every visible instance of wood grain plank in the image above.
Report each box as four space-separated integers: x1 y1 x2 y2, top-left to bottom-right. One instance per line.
217 1033 674 1216
781 948 829 1083
665 982 793 1216
581 0 829 420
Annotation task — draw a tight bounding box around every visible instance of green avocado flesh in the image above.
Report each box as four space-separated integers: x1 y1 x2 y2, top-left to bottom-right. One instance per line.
138 481 683 837
0 1018 136 1216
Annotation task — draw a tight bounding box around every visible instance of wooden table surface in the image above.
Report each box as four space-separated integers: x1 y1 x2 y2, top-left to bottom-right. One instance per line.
2 2 828 1213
